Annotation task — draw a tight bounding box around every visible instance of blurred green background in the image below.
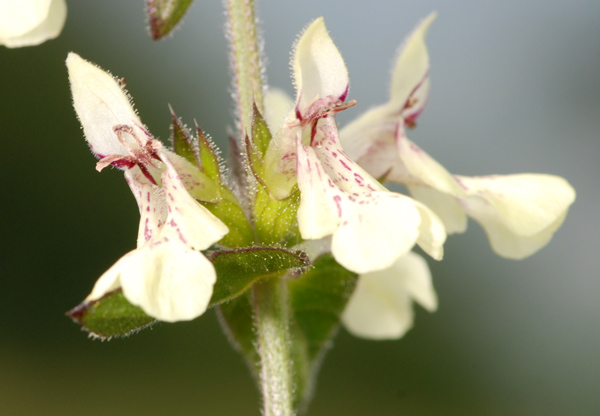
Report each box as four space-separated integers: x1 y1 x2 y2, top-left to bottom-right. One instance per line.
1 1 598 415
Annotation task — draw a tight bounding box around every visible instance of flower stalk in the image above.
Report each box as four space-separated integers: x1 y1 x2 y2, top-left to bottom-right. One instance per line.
226 2 295 414
226 0 265 135
252 278 295 416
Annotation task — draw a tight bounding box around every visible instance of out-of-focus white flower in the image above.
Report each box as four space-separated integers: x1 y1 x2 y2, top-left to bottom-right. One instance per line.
0 0 66 48
262 18 446 274
341 13 576 259
342 252 437 340
67 53 228 322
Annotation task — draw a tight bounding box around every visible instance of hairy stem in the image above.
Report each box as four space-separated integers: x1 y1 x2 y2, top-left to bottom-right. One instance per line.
252 278 295 416
225 0 265 137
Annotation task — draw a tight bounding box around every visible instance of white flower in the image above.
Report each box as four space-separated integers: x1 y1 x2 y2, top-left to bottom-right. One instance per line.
342 252 437 340
340 13 576 259
0 0 66 48
262 18 446 274
67 53 228 321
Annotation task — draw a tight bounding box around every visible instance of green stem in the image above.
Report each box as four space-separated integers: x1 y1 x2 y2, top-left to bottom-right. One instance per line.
225 2 294 413
226 0 265 136
252 278 295 416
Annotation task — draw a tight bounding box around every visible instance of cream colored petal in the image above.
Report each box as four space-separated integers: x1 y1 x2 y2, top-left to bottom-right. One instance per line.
389 13 436 110
408 185 468 234
86 230 217 322
412 200 446 261
85 257 124 302
458 174 575 236
160 155 229 250
311 117 387 195
293 17 349 113
331 192 421 274
401 252 437 312
339 105 394 162
339 13 434 163
471 209 568 259
296 143 341 239
264 88 294 132
342 273 414 340
67 53 145 158
393 123 463 194
0 0 51 37
1 0 66 48
118 231 217 322
458 174 575 259
297 141 424 274
342 252 436 340
125 166 168 247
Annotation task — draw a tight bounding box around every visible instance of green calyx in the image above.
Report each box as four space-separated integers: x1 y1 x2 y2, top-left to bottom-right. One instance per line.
171 109 254 248
246 105 302 246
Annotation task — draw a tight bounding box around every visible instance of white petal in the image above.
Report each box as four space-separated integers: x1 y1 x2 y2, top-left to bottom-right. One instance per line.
389 13 436 111
331 192 421 274
293 17 349 114
118 231 217 322
0 0 52 37
458 174 575 258
86 258 123 302
264 88 294 132
296 143 341 239
311 117 387 195
342 252 436 340
401 252 437 312
296 135 430 274
339 13 435 162
0 0 66 48
339 106 396 166
86 230 217 322
392 122 463 195
408 185 467 234
160 154 229 250
125 166 168 247
413 200 446 261
67 53 145 158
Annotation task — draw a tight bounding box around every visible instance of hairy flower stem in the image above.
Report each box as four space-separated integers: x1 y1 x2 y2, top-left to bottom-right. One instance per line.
252 278 295 416
225 0 265 137
225 2 294 414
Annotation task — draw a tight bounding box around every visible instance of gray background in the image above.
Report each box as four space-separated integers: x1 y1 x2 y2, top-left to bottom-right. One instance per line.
0 1 598 415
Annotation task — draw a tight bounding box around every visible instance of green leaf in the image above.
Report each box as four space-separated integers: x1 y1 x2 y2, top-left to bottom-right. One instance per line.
67 290 156 340
288 254 358 410
147 0 194 40
217 292 259 377
209 247 309 306
289 254 357 362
